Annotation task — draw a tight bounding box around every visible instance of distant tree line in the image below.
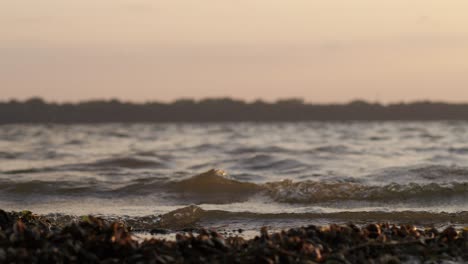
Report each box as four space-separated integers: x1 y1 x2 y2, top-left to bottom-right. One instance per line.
1 97 468 123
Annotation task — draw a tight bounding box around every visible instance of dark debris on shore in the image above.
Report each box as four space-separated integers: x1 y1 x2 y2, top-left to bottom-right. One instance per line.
0 209 467 263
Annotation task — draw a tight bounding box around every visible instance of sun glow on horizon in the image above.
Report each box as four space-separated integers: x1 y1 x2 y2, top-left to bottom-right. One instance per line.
1 0 468 102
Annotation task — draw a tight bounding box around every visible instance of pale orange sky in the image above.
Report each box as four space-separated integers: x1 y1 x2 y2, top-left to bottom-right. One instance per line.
1 0 468 103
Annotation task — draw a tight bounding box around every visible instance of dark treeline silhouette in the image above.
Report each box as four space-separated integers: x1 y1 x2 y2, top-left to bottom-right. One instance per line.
1 97 468 123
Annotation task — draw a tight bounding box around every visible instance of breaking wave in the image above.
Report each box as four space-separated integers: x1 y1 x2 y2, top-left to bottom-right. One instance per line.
43 205 468 231
2 169 466 206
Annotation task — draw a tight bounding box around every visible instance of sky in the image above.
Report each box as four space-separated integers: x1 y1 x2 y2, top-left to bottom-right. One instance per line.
1 0 468 103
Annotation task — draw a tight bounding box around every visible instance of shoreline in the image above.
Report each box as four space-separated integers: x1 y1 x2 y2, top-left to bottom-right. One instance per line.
1 209 467 263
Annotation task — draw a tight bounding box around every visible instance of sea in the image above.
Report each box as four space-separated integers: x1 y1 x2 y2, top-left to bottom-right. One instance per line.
0 122 467 236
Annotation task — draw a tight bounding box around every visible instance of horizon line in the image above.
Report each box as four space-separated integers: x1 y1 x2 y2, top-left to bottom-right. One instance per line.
3 96 468 106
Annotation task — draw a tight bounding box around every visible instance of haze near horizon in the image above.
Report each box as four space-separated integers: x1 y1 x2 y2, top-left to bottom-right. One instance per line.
1 0 468 103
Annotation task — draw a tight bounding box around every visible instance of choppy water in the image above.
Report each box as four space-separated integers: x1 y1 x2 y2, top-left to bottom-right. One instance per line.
0 122 467 231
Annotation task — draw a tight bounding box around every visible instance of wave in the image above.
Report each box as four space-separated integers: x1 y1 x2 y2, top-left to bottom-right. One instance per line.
2 167 56 175
0 151 20 159
227 146 294 155
308 145 354 154
0 179 103 195
1 169 467 205
164 169 468 204
234 155 310 172
1 157 167 174
87 157 166 169
165 169 261 203
264 180 468 203
0 150 69 161
202 209 468 225
370 165 468 183
448 147 468 154
43 205 468 230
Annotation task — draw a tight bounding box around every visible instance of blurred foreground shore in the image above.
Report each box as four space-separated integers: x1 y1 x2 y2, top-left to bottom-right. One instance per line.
1 209 467 263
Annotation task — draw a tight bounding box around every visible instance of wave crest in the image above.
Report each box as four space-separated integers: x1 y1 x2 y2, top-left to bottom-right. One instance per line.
80 206 468 230
1 169 467 206
167 169 261 203
265 180 468 203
